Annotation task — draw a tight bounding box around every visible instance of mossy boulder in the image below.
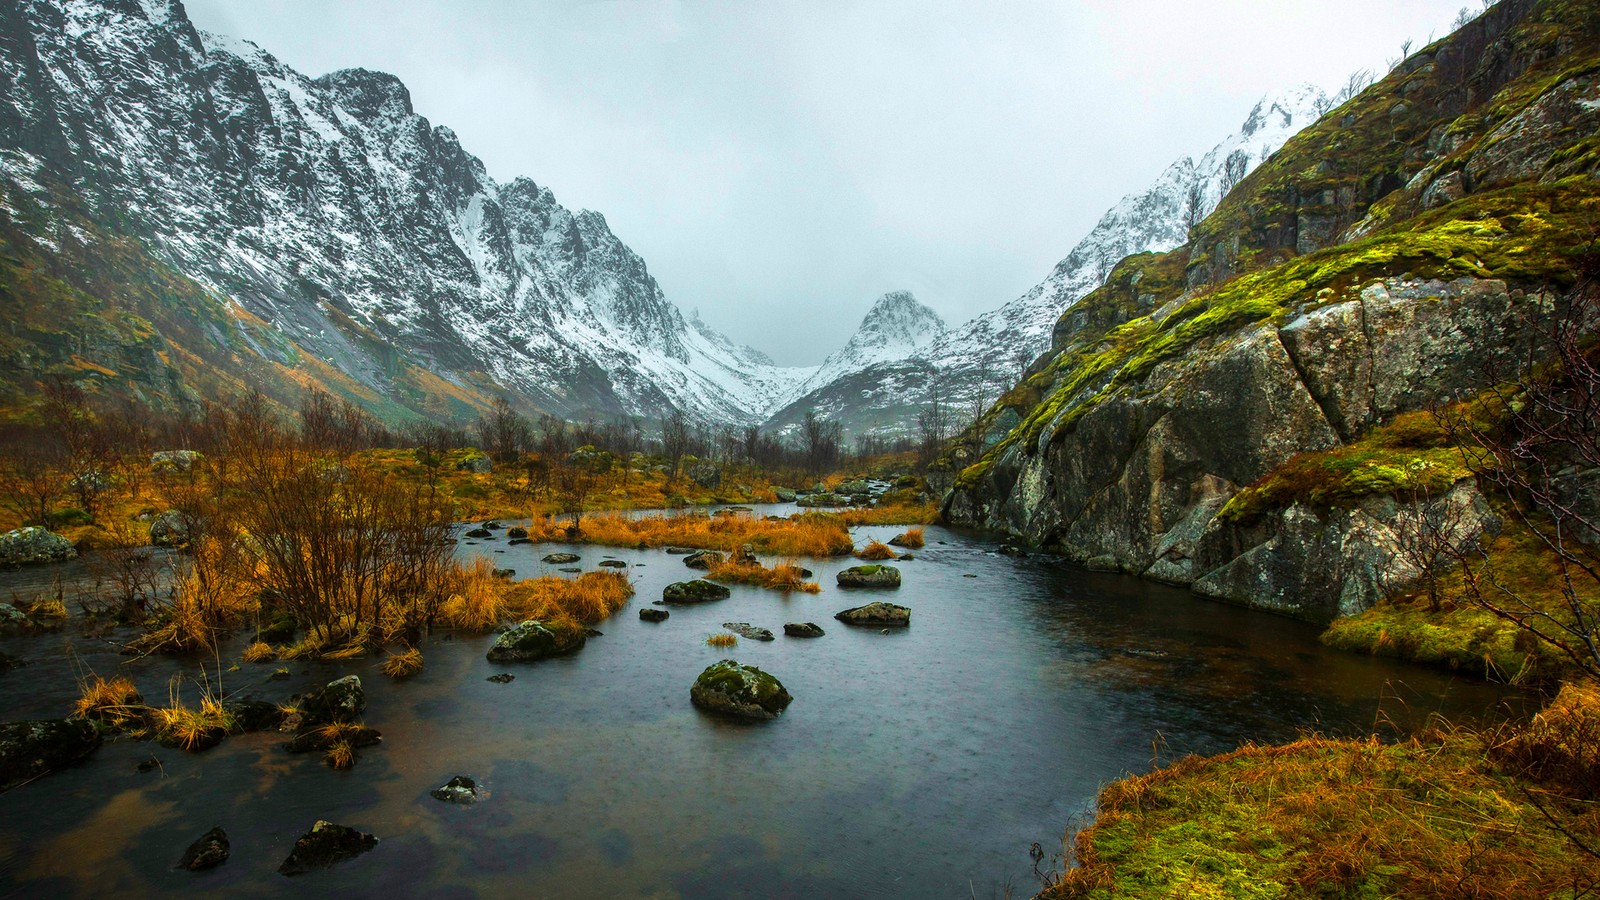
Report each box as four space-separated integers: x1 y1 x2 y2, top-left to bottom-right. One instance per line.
455 450 492 473
277 820 378 876
662 580 731 604
783 622 825 638
464 527 492 539
148 509 192 547
689 660 792 720
797 493 846 508
682 549 724 570
430 775 481 805
485 619 587 662
0 718 101 791
774 488 798 502
150 449 203 474
297 676 365 726
834 602 911 628
836 565 901 588
542 552 581 564
0 527 76 567
506 526 528 539
639 608 670 622
721 622 775 641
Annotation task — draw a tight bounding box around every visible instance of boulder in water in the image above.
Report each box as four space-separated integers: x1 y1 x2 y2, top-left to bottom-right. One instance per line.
836 565 901 588
542 552 581 564
834 602 911 628
662 581 731 604
639 608 670 622
0 527 76 567
682 550 724 570
690 660 792 720
721 622 774 641
783 622 825 638
277 820 378 876
0 719 101 791
430 775 481 804
178 826 230 870
485 620 587 663
297 676 365 726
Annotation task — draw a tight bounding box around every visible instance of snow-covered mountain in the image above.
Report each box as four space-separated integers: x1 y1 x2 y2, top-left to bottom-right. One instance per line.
0 0 811 424
770 84 1333 438
800 291 945 394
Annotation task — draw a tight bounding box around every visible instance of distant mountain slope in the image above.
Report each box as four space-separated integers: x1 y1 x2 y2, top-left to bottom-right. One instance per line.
769 85 1331 439
0 0 810 423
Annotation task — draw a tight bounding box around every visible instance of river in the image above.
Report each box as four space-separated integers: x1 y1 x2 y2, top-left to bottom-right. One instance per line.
0 512 1523 898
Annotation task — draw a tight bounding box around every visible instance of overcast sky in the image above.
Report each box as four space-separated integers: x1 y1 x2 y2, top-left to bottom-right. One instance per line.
183 0 1471 365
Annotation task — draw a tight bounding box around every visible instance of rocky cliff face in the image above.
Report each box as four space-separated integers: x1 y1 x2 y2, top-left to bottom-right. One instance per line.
945 0 1600 621
0 0 811 424
767 86 1331 439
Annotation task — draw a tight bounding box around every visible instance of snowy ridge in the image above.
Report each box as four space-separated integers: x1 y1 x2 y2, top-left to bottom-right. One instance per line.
0 0 810 425
765 84 1332 437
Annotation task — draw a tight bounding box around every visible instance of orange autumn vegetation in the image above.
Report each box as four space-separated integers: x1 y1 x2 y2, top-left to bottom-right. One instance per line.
833 502 941 526
855 540 896 561
521 510 853 558
438 559 634 631
705 557 820 593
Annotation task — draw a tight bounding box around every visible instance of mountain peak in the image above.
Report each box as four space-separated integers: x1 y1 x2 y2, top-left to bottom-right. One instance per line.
856 290 946 347
314 68 415 124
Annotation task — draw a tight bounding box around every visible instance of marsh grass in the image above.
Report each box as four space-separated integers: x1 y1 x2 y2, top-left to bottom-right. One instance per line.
833 503 940 526
72 674 144 729
706 633 738 648
895 526 925 549
151 679 235 752
855 540 897 561
241 642 276 663
380 647 424 679
524 510 853 557
704 558 820 593
324 739 356 770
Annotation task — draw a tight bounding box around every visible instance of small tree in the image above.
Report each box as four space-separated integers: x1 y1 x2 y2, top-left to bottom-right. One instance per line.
661 408 692 485
801 410 841 478
477 397 530 464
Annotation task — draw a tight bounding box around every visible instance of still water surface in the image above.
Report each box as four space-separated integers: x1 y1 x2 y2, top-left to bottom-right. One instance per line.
0 514 1521 898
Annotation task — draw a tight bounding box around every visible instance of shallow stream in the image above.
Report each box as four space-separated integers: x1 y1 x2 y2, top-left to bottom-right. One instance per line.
0 512 1523 898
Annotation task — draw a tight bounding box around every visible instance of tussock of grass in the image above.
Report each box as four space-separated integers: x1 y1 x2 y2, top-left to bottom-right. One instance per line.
833 503 940 526
503 570 634 625
524 510 853 557
438 557 508 631
895 526 925 549
324 739 356 770
706 633 737 648
380 647 423 679
152 692 234 752
704 558 820 594
72 674 144 728
1048 727 1600 899
241 642 276 663
854 540 896 561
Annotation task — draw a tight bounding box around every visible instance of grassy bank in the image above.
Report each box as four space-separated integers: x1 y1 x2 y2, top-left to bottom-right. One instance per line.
1046 684 1600 898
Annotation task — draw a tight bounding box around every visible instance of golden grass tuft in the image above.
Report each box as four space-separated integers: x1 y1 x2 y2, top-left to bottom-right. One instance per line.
241 642 277 663
324 739 356 770
706 633 738 648
833 502 940 526
500 570 634 625
855 540 896 561
438 557 508 631
524 510 853 557
705 557 820 593
897 526 925 549
380 647 424 679
152 692 234 752
73 674 144 728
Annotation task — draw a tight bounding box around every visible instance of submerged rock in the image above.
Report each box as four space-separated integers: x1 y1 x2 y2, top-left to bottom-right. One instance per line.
783 622 825 638
464 528 492 539
297 676 365 726
682 550 724 570
0 719 101 791
485 619 587 663
639 608 670 622
485 673 515 684
690 660 792 720
225 700 286 733
834 602 911 628
506 526 529 539
278 820 378 876
598 559 627 568
662 581 731 604
178 826 230 871
285 725 381 754
0 651 22 671
721 622 775 641
430 775 482 804
0 527 76 567
542 553 581 564
665 546 695 554
836 565 901 588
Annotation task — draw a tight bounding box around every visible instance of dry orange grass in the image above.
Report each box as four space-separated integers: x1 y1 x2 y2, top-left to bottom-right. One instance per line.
438 558 508 631
381 647 424 679
525 510 853 557
834 503 940 526
855 540 896 561
897 526 925 549
152 689 234 752
241 642 277 663
501 570 634 625
73 674 144 728
705 558 820 593
706 633 738 648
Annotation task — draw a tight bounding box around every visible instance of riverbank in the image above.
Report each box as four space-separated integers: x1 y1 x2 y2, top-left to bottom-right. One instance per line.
1044 683 1600 898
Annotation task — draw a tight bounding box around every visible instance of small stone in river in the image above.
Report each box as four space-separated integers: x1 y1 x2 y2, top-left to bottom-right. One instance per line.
507 527 528 539
783 622 824 638
834 602 911 628
430 775 481 804
486 674 515 684
689 660 792 720
598 560 627 568
178 826 230 870
492 568 515 579
662 580 731 604
559 567 582 574
277 820 378 876
639 609 669 622
543 553 581 564
464 528 492 539
485 619 587 663
836 565 901 588
682 549 725 569
722 622 775 641
962 573 977 578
